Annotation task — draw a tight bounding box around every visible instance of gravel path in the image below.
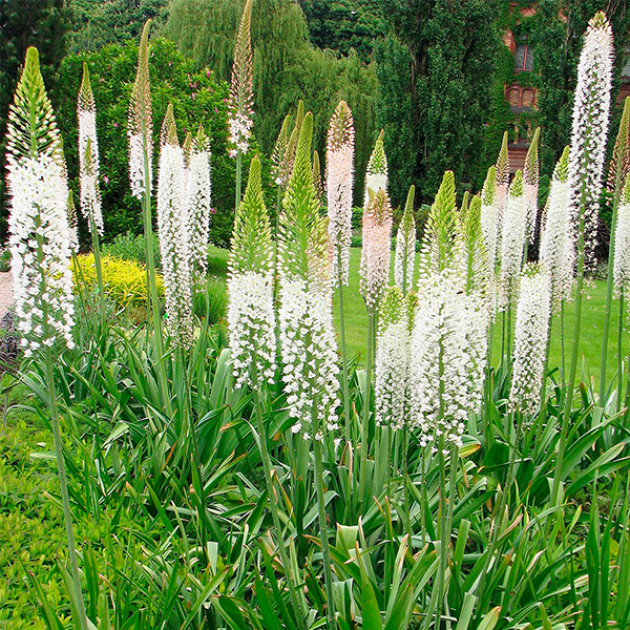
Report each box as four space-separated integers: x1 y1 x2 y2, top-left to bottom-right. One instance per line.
0 272 15 318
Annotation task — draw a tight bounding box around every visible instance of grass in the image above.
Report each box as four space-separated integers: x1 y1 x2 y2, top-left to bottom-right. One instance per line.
209 244 623 386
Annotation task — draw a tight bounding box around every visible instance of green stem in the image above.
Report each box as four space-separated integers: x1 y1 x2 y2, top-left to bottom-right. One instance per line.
337 253 352 444
140 137 171 414
617 290 625 414
434 442 449 630
253 387 307 630
551 214 586 507
89 215 105 326
45 344 89 630
402 426 413 544
313 434 336 629
599 167 623 405
484 318 495 451
477 409 522 607
235 151 243 211
359 312 374 507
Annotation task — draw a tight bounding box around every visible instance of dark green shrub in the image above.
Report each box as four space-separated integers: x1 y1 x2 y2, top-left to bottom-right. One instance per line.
206 245 229 277
193 277 227 325
102 231 161 269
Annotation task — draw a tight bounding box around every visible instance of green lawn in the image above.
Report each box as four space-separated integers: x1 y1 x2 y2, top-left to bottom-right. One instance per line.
337 249 624 389
210 245 623 388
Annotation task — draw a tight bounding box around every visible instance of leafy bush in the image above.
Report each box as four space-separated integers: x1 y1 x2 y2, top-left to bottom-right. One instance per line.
73 254 164 308
102 230 161 269
0 246 10 272
206 245 229 277
193 277 227 324
55 37 235 247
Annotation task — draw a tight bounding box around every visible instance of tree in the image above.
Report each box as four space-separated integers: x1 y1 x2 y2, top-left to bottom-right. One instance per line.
298 0 384 62
66 0 170 53
0 0 70 236
53 38 234 246
530 0 630 176
165 0 377 205
376 0 504 207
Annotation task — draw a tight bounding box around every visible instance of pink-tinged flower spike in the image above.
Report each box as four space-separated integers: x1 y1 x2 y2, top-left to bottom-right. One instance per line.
523 127 540 242
277 112 340 439
5 47 75 356
364 129 387 203
360 188 393 314
187 125 212 274
228 156 276 388
480 166 499 304
613 173 630 296
227 0 254 158
375 287 415 430
326 100 355 286
77 63 103 234
128 20 153 199
495 131 509 229
394 185 416 293
509 264 551 416
540 147 574 305
567 11 613 265
500 170 526 305
409 270 487 451
157 105 193 346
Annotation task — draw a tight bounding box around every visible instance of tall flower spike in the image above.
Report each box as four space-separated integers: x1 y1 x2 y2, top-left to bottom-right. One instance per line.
278 112 340 438
375 286 412 431
326 100 355 286
567 11 613 265
364 129 387 202
495 131 510 228
187 125 212 274
613 173 630 296
500 170 526 304
608 97 630 196
271 114 292 187
509 264 551 415
394 185 416 293
227 0 254 158
5 47 75 355
360 188 393 314
540 147 574 305
157 104 193 346
460 191 469 215
128 20 153 199
285 100 305 179
77 63 103 235
523 127 540 242
459 195 487 295
228 156 276 388
410 270 487 451
481 166 499 299
418 170 458 276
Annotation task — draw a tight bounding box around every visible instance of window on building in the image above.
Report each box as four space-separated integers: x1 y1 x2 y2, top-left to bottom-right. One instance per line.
514 42 534 72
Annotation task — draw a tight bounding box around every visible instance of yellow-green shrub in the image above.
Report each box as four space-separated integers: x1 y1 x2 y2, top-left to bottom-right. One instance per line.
73 254 164 308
